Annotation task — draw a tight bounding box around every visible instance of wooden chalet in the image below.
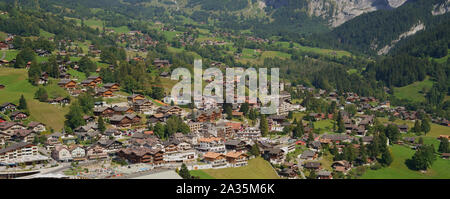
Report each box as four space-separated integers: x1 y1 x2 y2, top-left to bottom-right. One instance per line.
109 114 141 127
103 83 120 92
58 79 77 89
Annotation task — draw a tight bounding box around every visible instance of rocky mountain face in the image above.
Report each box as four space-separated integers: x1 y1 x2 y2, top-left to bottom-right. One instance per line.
377 21 425 55
432 0 450 15
304 0 408 27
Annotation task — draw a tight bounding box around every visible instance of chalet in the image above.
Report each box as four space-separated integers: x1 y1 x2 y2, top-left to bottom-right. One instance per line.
87 76 102 84
162 140 196 163
133 99 154 114
48 97 70 105
117 147 164 165
96 87 114 98
110 107 130 115
188 121 203 132
81 79 97 88
147 113 167 123
10 111 28 120
202 151 227 168
46 132 62 147
97 140 123 151
153 59 171 68
264 147 285 165
74 124 98 135
225 140 247 152
279 167 298 178
321 134 353 144
86 145 108 160
0 102 17 112
104 129 123 138
109 114 141 127
191 108 222 122
94 107 115 117
58 79 77 89
61 134 77 145
299 150 317 160
332 160 351 173
83 115 96 124
59 73 70 79
225 152 248 167
156 106 183 116
103 83 120 92
127 94 146 103
12 129 35 143
317 170 333 179
196 137 226 153
303 162 321 170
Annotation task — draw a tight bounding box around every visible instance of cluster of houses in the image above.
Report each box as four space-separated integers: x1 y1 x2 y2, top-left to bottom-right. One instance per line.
0 102 29 121
58 75 121 98
118 31 159 53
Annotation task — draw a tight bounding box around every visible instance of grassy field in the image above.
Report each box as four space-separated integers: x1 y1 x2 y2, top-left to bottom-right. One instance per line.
313 119 334 133
39 29 55 39
2 50 19 61
361 145 450 179
274 41 351 58
190 157 280 179
393 77 433 102
238 48 291 65
378 117 450 137
0 67 68 130
109 26 130 34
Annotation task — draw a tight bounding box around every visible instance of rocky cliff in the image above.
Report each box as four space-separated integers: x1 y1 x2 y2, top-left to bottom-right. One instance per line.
305 0 408 27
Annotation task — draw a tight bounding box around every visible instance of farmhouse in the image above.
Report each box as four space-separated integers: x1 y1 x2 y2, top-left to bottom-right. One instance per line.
332 160 351 173
109 114 142 127
117 147 164 165
81 79 97 88
103 83 120 92
127 94 146 103
10 111 28 121
87 76 102 84
0 102 17 112
202 152 227 168
132 99 154 114
225 151 248 167
94 107 115 117
96 87 114 98
58 79 77 89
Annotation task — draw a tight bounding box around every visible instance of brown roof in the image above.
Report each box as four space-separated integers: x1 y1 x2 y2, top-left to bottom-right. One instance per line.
203 152 224 159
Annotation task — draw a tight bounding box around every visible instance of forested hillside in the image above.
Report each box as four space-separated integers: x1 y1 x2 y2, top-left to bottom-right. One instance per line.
310 0 449 55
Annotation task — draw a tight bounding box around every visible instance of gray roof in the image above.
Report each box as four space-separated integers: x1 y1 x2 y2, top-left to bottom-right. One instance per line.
317 170 332 176
300 150 315 159
0 142 32 154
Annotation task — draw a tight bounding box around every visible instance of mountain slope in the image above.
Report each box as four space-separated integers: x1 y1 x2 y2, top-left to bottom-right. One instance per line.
311 0 449 55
